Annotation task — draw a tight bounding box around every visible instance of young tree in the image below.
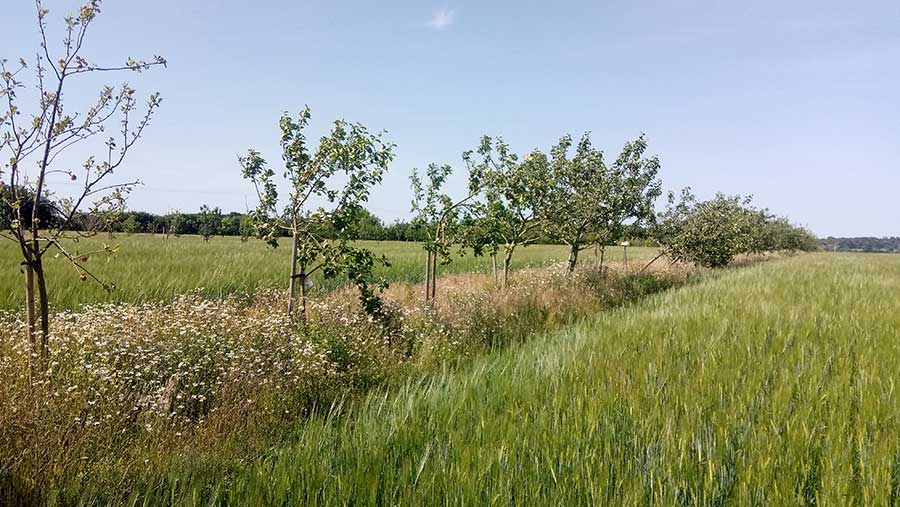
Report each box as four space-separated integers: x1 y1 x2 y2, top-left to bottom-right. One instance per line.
165 210 186 237
0 0 165 368
239 106 394 322
151 214 170 238
196 204 222 242
121 213 142 235
219 213 242 237
463 136 552 287
238 215 252 243
595 135 662 270
543 133 661 273
410 162 481 303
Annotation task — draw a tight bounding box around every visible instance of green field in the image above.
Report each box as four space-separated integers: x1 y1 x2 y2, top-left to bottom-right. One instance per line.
0 234 655 310
109 253 900 505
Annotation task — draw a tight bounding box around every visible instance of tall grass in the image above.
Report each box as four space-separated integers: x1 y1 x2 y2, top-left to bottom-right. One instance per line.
0 234 656 310
0 257 683 504
60 253 900 506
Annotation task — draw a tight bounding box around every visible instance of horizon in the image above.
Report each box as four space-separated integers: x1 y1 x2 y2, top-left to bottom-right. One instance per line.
3 0 898 237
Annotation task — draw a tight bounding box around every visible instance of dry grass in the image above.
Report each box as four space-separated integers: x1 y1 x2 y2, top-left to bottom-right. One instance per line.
0 258 685 503
0 234 658 310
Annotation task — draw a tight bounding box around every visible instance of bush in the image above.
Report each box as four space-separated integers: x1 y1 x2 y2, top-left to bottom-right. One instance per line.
655 189 817 268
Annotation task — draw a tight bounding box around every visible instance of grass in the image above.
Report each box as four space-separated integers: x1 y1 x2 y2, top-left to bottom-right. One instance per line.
0 234 656 310
67 252 900 505
1 255 682 505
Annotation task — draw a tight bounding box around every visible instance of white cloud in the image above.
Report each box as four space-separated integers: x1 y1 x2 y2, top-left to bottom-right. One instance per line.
426 8 454 31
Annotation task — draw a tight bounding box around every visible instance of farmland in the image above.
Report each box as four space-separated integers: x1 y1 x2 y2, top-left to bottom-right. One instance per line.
1 2 890 504
72 252 900 505
0 234 656 310
0 239 678 504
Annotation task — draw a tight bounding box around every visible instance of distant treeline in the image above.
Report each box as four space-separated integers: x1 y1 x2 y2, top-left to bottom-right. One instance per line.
102 208 430 242
0 188 415 241
96 208 662 245
820 237 900 253
0 188 659 245
0 195 431 243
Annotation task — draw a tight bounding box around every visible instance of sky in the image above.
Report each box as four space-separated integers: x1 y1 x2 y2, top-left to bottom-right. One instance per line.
3 0 898 237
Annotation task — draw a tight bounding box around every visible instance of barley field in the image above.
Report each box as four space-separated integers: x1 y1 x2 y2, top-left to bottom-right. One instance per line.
94 253 900 505
2 0 889 505
0 234 655 310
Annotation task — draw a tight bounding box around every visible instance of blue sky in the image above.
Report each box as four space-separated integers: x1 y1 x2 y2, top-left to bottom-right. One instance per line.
3 0 898 236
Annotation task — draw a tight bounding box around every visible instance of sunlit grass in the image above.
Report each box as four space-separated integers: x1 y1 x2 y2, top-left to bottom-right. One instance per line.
86 252 900 505
1 256 681 504
0 234 656 310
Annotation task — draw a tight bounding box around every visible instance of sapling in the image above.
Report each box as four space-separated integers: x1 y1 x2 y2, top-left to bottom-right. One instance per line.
240 106 394 321
410 162 481 303
543 133 660 273
1 0 165 371
463 136 552 287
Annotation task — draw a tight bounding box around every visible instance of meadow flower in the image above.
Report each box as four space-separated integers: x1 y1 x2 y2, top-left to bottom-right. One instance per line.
0 261 675 493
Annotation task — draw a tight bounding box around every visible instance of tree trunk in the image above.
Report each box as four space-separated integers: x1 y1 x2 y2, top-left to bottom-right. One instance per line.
566 243 580 273
23 260 37 374
503 251 513 288
491 253 498 286
599 246 606 274
424 250 432 304
287 230 300 321
298 267 308 322
431 252 437 301
34 258 50 362
623 245 628 271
